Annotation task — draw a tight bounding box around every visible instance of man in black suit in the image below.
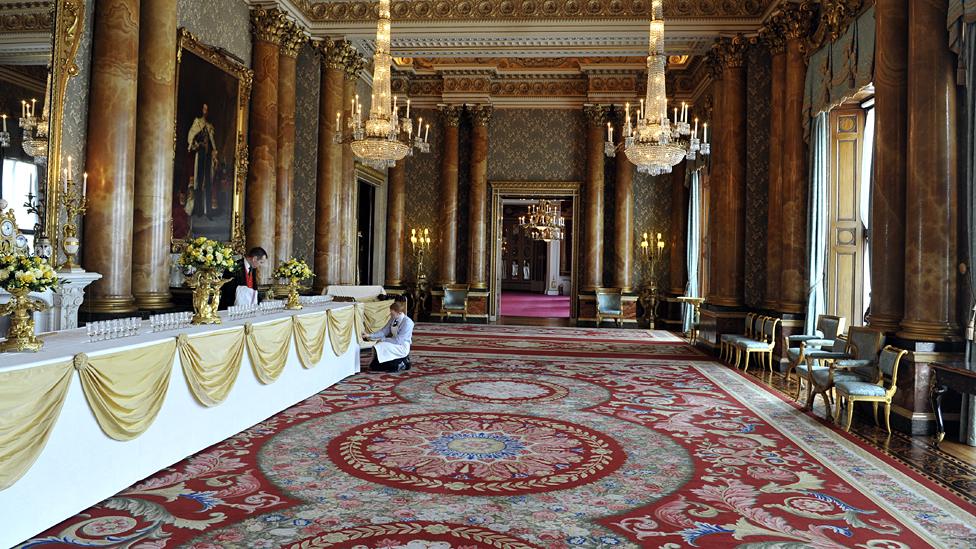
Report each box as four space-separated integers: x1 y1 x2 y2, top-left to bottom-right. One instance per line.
222 247 267 308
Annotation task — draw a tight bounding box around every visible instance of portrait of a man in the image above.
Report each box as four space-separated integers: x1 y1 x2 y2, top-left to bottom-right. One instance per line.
171 34 248 247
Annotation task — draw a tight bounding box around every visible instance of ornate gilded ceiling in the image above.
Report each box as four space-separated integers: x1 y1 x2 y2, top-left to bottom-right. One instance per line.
0 0 53 65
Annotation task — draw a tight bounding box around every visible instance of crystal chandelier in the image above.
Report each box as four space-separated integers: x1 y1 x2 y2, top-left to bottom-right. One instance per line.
604 0 709 176
518 200 565 242
19 72 51 164
335 0 429 170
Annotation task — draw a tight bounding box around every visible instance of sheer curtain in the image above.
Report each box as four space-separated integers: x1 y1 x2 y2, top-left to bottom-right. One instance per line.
683 169 702 332
805 113 829 335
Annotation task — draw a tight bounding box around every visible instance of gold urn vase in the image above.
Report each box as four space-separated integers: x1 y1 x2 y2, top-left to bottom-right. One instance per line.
285 279 302 310
188 269 229 325
0 287 48 352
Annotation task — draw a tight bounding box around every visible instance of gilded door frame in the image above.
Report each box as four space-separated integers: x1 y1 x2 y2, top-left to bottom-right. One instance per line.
488 181 580 320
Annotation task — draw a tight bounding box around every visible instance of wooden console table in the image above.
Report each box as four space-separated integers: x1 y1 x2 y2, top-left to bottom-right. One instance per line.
931 361 976 446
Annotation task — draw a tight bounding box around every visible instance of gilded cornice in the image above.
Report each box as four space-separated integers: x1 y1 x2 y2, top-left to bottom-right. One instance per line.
582 104 609 126
440 104 463 126
469 104 493 126
292 0 771 22
0 1 52 32
250 7 290 45
279 20 307 58
711 34 749 69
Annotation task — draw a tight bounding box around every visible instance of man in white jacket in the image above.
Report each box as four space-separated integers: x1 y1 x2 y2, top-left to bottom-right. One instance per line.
363 299 414 372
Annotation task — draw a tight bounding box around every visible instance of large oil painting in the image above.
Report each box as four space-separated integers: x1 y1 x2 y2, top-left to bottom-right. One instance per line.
171 28 251 251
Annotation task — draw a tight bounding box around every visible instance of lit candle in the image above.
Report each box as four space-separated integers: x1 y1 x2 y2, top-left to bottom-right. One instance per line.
693 117 698 137
1 114 6 132
624 102 631 125
703 122 708 143
31 98 36 117
424 123 429 142
639 98 644 120
607 122 613 142
21 100 26 117
393 95 398 115
83 172 88 197
417 117 422 137
673 107 678 125
336 111 341 128
351 97 355 113
405 99 410 119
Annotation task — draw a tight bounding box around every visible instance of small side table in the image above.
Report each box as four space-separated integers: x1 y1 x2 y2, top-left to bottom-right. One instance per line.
930 362 976 446
676 296 705 345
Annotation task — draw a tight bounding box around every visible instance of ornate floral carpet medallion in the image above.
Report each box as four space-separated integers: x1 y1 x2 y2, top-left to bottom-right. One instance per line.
19 325 976 548
328 412 625 495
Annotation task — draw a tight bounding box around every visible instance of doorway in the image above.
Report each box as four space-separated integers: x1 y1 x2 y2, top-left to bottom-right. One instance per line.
489 181 580 322
357 179 375 285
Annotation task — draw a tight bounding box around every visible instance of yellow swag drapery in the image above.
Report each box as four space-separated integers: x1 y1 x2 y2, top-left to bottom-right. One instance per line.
360 300 394 334
245 317 293 384
293 311 329 368
75 340 178 441
327 306 359 357
0 360 73 490
178 328 246 406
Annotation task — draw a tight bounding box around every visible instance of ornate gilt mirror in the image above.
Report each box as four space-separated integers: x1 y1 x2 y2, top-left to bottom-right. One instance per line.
0 0 83 259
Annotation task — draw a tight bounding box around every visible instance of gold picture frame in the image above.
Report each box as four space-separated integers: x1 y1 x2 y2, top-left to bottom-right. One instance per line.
171 28 252 253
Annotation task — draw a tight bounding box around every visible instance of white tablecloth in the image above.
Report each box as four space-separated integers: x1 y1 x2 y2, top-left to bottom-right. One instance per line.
0 302 360 548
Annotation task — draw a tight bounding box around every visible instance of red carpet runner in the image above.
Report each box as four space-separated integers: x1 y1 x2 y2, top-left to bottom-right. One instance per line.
499 291 571 318
19 325 976 548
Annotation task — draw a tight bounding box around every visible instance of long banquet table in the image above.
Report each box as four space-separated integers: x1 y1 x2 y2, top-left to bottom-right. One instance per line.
0 302 361 548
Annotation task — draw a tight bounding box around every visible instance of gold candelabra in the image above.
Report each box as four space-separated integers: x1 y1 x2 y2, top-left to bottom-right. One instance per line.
639 231 666 328
58 156 87 272
409 227 431 278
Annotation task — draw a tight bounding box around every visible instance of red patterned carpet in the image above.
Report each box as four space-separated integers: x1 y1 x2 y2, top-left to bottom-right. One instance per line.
19 324 976 548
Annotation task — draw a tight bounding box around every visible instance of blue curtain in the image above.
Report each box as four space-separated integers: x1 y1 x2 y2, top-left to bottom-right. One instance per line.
805 113 829 335
683 169 702 332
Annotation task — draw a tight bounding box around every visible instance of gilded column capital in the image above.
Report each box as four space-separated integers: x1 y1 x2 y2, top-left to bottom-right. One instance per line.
469 104 493 126
583 104 609 126
712 35 749 69
343 47 367 79
440 104 463 127
759 13 787 55
781 1 817 42
279 21 307 58
250 8 289 46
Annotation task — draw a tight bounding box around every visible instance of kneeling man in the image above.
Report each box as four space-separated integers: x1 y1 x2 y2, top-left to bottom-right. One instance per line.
363 299 414 372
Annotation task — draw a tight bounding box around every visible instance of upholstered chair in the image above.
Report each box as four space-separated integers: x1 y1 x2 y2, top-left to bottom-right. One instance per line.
734 316 781 374
595 288 624 327
833 346 907 433
442 284 470 321
720 312 758 364
802 327 886 418
783 315 846 397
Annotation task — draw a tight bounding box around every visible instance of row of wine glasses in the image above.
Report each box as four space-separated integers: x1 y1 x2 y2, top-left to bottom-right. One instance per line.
87 318 142 342
299 295 331 306
228 304 257 320
150 312 192 332
260 300 285 313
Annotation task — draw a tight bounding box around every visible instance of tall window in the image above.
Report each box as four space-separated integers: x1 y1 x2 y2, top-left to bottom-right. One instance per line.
825 94 874 327
0 159 40 249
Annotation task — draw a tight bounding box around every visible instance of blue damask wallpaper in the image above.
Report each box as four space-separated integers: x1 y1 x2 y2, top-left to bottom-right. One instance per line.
745 45 771 308
292 44 320 265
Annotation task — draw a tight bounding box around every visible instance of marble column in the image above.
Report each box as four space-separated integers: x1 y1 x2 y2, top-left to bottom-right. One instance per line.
246 8 287 285
779 8 812 313
313 40 346 292
438 105 462 285
82 0 140 313
468 105 492 289
613 110 634 292
385 159 406 286
132 0 176 311
274 23 304 269
869 0 909 333
340 71 358 284
899 0 960 341
668 162 687 295
708 37 748 307
583 104 608 291
762 23 786 310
